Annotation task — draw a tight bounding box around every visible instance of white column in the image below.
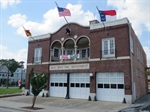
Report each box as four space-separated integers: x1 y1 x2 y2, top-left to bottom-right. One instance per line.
74 45 77 61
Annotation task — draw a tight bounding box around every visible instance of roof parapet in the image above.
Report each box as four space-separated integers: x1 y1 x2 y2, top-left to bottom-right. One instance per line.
90 17 129 30
28 33 51 41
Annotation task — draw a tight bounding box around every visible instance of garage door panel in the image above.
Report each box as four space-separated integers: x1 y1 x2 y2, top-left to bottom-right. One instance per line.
70 73 90 99
50 73 67 97
97 72 124 102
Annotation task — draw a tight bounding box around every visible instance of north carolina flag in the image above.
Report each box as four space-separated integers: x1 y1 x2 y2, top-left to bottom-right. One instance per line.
57 7 71 17
98 10 116 22
24 30 32 37
22 26 32 37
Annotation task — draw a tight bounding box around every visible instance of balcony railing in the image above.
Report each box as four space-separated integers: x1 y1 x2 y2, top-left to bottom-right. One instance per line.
51 53 89 62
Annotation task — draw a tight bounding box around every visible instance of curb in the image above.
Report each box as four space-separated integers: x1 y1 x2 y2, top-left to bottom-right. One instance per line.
0 106 34 112
0 93 24 98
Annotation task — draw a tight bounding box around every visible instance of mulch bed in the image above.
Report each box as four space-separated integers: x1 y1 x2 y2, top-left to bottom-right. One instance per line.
21 106 44 110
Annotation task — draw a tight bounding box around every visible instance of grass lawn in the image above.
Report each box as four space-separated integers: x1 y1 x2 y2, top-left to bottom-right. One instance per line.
0 87 22 95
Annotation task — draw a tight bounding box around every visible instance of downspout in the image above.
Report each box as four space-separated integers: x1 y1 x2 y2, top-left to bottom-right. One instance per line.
47 33 51 97
128 21 134 103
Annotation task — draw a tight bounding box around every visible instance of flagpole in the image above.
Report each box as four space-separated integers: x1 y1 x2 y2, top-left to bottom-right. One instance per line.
55 2 69 24
22 26 35 41
96 6 109 36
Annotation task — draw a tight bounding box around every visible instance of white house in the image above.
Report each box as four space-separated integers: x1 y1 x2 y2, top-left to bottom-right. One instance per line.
0 66 11 86
13 68 26 84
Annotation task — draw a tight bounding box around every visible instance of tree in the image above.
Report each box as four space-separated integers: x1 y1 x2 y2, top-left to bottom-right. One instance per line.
29 68 47 108
0 59 25 74
147 67 150 76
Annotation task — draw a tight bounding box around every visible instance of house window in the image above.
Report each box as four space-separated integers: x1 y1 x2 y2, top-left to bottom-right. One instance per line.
81 49 86 58
130 36 134 53
66 49 73 55
54 48 60 58
34 48 42 62
102 37 115 57
78 48 89 58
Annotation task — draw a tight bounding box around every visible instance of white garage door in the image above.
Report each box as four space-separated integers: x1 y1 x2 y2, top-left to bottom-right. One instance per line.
70 73 90 99
96 72 124 102
50 73 67 97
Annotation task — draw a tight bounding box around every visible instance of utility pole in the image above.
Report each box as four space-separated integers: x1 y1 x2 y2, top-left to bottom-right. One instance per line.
6 62 10 89
20 61 24 84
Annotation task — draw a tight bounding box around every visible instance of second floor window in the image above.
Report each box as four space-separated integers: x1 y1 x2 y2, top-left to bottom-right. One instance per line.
34 48 42 62
54 48 60 58
67 49 74 55
102 37 115 57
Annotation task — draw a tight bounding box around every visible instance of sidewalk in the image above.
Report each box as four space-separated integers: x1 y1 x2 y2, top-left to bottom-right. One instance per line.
0 95 130 112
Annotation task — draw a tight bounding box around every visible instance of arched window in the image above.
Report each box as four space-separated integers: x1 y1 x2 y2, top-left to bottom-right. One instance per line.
51 41 62 62
76 37 90 59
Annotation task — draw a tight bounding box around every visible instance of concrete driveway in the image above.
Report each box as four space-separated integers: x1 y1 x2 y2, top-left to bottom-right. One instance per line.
0 95 130 112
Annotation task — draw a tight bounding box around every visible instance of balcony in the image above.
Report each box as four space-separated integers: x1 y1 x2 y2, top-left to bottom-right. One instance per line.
50 37 90 63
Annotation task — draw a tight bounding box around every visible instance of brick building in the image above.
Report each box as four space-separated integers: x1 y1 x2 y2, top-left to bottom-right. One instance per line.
25 18 147 103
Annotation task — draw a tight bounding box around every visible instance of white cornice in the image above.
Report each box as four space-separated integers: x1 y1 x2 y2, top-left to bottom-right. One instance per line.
90 17 129 30
28 33 51 41
27 56 130 66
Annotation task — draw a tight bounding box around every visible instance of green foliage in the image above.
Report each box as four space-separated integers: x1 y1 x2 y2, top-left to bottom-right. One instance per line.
147 68 150 76
0 88 22 95
29 68 47 96
0 59 25 74
19 84 25 89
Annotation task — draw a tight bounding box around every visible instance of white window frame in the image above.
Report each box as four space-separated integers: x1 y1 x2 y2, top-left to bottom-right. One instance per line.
102 37 115 58
63 49 74 55
34 48 42 62
53 47 60 58
76 47 89 58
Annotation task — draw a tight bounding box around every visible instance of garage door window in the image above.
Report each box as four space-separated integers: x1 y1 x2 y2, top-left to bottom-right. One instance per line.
111 84 116 89
98 84 103 88
81 83 85 87
104 84 110 88
51 83 54 86
86 83 90 88
118 84 124 89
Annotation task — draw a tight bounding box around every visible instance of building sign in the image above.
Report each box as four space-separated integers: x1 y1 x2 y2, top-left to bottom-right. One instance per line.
50 63 89 70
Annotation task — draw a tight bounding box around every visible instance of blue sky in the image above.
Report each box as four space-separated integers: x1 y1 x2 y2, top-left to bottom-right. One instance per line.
0 0 150 67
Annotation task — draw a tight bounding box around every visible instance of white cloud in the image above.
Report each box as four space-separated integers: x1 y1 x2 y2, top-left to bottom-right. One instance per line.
0 0 21 9
143 46 150 67
8 14 27 27
6 3 95 65
8 3 95 37
107 0 150 36
0 45 27 67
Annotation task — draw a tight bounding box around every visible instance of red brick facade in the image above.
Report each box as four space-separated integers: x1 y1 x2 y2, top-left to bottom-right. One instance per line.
26 18 147 103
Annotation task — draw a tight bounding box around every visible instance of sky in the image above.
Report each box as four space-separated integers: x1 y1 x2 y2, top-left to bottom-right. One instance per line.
0 0 150 68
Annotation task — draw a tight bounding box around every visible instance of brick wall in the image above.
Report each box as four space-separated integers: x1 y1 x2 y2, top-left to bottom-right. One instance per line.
26 22 147 100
